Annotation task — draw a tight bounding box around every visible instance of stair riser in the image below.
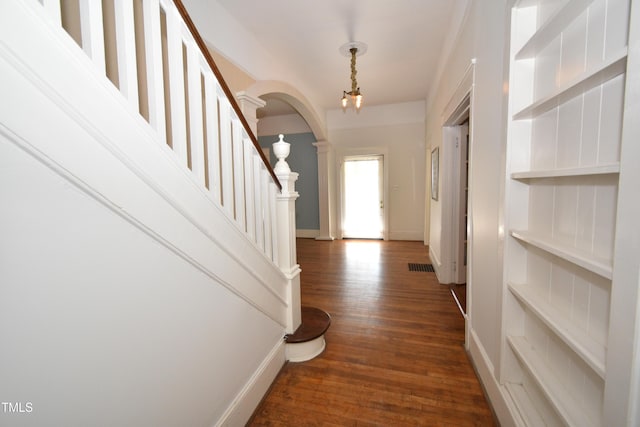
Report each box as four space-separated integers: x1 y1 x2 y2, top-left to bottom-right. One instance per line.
286 336 326 362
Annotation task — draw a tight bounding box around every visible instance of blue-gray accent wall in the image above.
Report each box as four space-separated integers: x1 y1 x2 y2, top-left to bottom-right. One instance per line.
258 133 319 230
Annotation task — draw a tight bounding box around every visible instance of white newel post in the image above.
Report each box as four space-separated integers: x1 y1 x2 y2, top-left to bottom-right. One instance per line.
273 135 302 334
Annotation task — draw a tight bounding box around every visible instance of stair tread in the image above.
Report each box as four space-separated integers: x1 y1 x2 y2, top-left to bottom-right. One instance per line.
285 306 331 343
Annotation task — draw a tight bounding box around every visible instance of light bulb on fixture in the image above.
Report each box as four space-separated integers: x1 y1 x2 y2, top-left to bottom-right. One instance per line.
355 94 363 109
339 42 367 111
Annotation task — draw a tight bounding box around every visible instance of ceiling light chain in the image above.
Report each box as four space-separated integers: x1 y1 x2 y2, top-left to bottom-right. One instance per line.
350 47 358 94
340 42 366 111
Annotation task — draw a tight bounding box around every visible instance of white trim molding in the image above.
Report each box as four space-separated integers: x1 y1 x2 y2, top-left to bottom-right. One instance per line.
215 341 286 427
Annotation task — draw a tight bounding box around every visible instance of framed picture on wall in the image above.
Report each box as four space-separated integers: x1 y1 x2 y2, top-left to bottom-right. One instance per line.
431 147 439 201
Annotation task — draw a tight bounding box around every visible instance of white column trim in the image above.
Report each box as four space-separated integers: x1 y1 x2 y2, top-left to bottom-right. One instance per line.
236 90 266 137
313 140 335 241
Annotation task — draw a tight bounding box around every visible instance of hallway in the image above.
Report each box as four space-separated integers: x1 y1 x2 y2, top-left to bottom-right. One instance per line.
250 239 495 425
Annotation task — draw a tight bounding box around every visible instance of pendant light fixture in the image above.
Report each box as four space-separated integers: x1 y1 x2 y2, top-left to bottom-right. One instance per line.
339 42 367 111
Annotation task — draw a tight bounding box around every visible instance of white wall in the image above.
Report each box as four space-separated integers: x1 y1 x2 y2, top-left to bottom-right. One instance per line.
328 102 426 241
425 0 513 421
0 139 284 426
258 113 312 137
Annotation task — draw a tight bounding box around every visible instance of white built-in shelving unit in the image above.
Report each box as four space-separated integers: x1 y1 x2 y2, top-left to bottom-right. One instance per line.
502 0 639 425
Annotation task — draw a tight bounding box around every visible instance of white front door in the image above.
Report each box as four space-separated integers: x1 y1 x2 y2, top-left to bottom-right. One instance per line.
342 155 383 239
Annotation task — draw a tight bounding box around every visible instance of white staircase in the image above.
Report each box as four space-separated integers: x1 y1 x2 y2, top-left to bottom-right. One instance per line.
0 0 303 425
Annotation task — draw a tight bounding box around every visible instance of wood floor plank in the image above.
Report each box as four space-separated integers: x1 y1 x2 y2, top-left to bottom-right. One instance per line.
249 239 495 426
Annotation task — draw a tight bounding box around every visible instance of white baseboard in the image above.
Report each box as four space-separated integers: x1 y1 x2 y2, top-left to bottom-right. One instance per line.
429 246 441 268
215 340 286 427
468 328 519 427
296 229 320 238
387 231 423 241
429 246 446 284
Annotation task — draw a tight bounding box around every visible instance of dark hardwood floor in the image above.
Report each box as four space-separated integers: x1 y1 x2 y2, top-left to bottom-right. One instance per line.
249 238 495 426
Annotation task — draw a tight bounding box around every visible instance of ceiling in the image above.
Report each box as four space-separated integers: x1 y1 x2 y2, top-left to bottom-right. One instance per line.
214 0 466 118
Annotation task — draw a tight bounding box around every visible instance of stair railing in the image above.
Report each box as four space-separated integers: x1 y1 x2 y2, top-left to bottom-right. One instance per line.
37 0 283 267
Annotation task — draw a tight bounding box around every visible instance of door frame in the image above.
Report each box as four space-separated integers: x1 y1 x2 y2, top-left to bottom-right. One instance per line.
438 59 475 348
336 147 389 240
439 95 471 285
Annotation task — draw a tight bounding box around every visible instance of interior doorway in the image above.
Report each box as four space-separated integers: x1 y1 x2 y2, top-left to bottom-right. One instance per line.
442 91 471 318
453 123 469 285
342 155 384 239
451 122 469 316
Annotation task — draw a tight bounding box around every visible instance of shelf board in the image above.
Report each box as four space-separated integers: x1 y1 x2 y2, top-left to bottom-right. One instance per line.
513 50 627 120
515 0 596 60
508 282 606 378
507 336 597 427
511 163 620 179
505 383 547 426
511 230 613 280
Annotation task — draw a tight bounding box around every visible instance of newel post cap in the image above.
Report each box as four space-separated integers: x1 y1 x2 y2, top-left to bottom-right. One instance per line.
273 134 291 173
